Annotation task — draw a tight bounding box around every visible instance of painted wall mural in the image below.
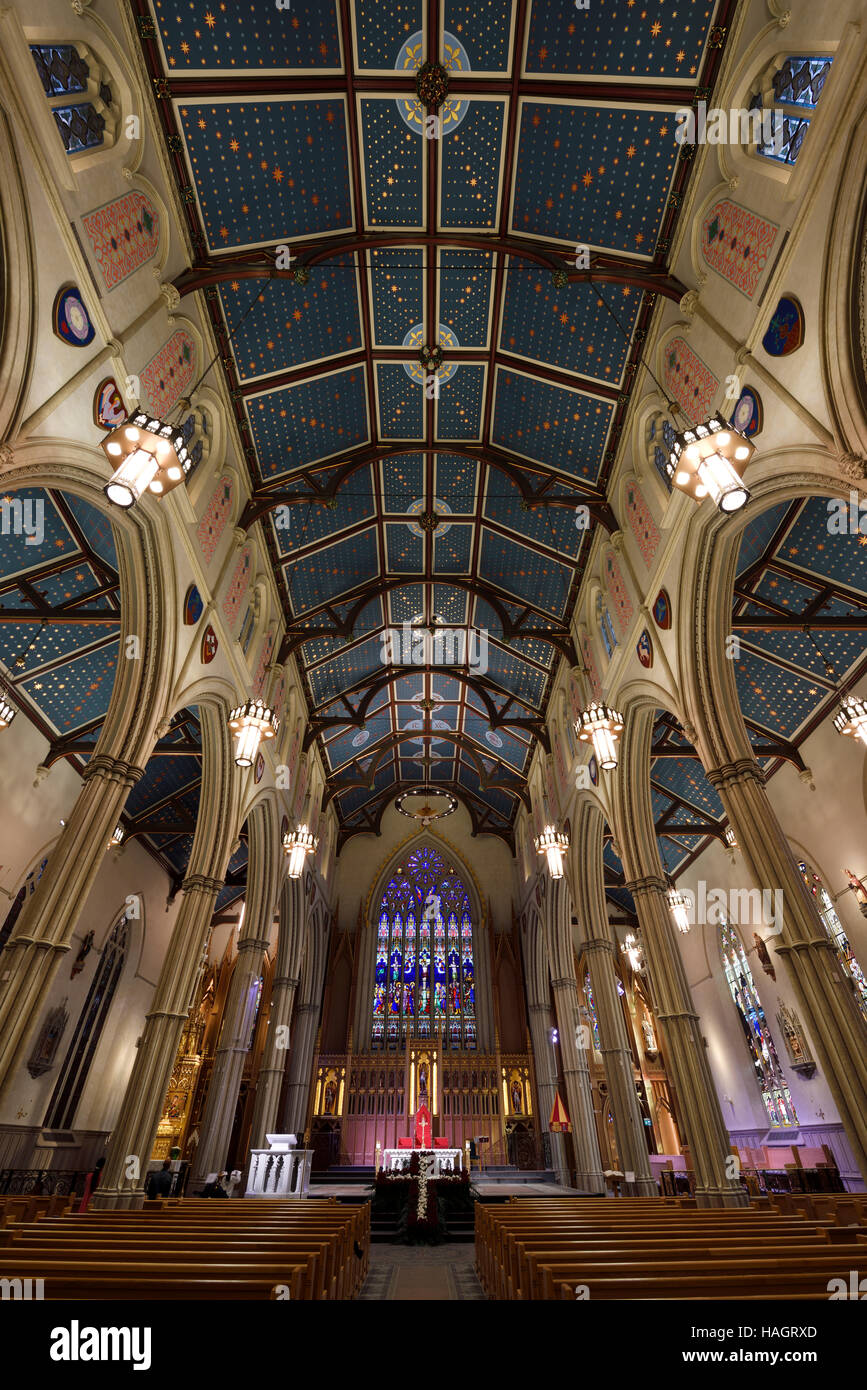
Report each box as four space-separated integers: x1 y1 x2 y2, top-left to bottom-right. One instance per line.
252 629 275 697
197 476 234 565
222 546 252 628
663 336 719 419
701 200 778 299
624 479 661 566
581 633 602 700
81 191 160 290
139 330 196 416
605 551 634 637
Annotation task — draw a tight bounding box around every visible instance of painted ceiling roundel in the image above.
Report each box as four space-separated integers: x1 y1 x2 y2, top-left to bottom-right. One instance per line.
139 0 737 846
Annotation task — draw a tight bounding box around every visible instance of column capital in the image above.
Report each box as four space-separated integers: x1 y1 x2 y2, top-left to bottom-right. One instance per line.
82 754 147 787
237 932 273 955
582 936 616 957
181 874 225 896
704 758 766 791
550 976 577 991
623 874 667 898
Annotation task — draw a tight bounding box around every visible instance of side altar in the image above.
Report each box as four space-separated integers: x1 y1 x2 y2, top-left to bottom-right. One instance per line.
244 1134 313 1198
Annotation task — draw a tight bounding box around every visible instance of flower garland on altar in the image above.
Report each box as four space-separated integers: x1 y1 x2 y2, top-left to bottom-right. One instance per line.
415 1152 432 1223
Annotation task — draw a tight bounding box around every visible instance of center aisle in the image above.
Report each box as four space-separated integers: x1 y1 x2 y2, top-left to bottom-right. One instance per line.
357 1243 486 1300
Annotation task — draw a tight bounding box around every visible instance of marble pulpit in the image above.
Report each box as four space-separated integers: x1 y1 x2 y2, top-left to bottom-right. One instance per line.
245 1133 313 1198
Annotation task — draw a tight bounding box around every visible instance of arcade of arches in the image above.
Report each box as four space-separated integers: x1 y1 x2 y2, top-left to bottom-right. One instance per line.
0 0 865 1308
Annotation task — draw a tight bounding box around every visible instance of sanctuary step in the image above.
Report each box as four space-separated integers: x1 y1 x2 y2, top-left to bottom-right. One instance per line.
309 1166 376 1186
475 1167 559 1184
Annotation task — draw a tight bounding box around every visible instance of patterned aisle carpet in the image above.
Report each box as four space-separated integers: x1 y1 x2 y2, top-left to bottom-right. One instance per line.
357 1243 486 1300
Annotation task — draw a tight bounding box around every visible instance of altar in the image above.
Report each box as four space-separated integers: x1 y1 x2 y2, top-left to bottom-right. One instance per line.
382 1147 463 1177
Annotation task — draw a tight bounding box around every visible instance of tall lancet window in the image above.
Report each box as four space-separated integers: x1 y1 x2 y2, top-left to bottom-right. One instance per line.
371 846 476 1051
798 861 867 1023
44 911 130 1130
719 921 797 1129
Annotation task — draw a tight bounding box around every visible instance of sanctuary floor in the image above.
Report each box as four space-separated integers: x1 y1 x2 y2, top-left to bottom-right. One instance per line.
357 1243 486 1300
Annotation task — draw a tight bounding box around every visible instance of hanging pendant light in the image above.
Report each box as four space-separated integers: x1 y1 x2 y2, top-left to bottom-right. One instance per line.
667 417 753 513
100 413 191 509
622 932 645 972
282 824 318 878
834 693 867 745
109 824 125 849
667 885 692 935
228 698 278 767
534 824 569 880
0 694 17 729
575 702 623 770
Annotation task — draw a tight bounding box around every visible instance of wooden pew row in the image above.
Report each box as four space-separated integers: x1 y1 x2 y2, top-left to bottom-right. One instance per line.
0 1194 74 1225
475 1199 865 1300
0 1199 370 1300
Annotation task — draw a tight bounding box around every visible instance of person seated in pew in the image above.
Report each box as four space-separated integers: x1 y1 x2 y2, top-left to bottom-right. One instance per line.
145 1160 174 1200
201 1171 229 1198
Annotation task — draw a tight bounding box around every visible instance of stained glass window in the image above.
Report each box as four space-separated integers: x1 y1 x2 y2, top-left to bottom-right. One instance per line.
0 856 48 956
720 921 798 1128
798 862 867 1023
749 56 832 167
29 44 109 155
371 846 476 1050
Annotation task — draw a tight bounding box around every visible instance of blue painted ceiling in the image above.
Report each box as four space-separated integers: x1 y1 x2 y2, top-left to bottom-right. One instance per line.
143 0 733 843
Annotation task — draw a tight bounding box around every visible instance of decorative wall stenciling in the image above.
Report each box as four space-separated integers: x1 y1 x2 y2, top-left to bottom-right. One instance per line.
762 296 805 356
663 336 718 419
652 589 672 629
731 386 763 438
93 378 126 430
582 633 602 699
636 628 653 668
552 725 568 803
545 757 559 820
197 477 234 565
222 546 252 628
252 629 275 697
701 200 778 299
605 552 634 637
293 760 308 821
81 192 160 290
53 285 95 346
139 330 196 416
183 585 204 626
624 480 660 566
201 625 218 664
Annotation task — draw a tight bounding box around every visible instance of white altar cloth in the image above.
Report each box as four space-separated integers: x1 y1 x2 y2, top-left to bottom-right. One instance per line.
382 1147 462 1176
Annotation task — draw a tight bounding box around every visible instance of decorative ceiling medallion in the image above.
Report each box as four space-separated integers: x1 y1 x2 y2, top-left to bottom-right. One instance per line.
405 498 453 539
395 786 458 826
93 378 126 431
183 585 204 625
418 343 443 371
731 386 763 438
53 285 95 346
652 589 672 629
485 729 503 748
402 323 459 384
351 728 370 747
201 624 218 664
636 628 654 668
394 32 471 136
254 752 265 784
404 717 450 745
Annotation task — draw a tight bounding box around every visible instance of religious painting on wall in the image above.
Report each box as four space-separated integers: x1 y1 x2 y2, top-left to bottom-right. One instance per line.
27 1000 69 1078
53 285 95 346
762 295 805 356
93 378 126 430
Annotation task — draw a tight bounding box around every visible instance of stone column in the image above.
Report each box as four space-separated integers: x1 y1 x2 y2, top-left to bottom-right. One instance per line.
627 875 747 1206
93 703 241 1209
572 803 656 1194
613 707 746 1207
707 758 867 1181
248 878 304 1149
526 1002 569 1185
544 878 605 1193
0 753 145 1103
191 801 284 1184
281 1002 319 1135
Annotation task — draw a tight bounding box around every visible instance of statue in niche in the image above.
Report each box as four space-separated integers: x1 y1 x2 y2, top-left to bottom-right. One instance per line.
27 1000 69 1078
323 1078 337 1114
70 930 94 979
418 1061 429 1101
753 933 776 980
776 1002 816 1076
641 1017 658 1058
510 1079 523 1114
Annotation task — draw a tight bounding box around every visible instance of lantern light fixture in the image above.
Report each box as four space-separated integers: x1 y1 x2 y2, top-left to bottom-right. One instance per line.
834 693 867 746
667 416 753 513
667 885 692 935
100 413 192 509
534 824 569 880
575 702 624 771
0 693 17 730
109 824 125 849
724 827 738 850
622 932 645 973
282 824 318 878
228 698 278 768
